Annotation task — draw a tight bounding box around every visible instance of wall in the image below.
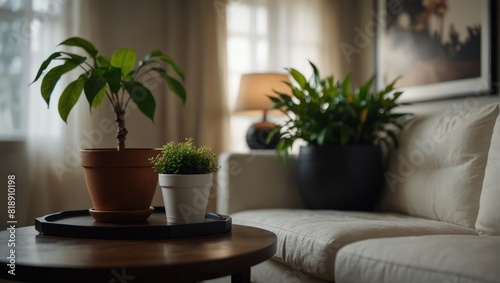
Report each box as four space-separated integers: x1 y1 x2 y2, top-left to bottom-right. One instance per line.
0 142 28 229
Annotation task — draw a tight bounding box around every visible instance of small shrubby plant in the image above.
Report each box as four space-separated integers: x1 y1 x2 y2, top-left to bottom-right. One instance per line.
150 138 220 174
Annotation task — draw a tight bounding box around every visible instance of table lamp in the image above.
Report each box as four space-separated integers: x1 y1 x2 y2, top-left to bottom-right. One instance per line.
235 73 291 149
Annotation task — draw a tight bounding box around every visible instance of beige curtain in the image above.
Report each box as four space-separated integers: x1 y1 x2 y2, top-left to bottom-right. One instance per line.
24 0 98 225
266 0 347 77
162 0 230 153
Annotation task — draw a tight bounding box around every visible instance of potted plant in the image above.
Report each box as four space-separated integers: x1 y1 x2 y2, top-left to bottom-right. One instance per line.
268 61 411 211
150 138 220 224
31 37 186 222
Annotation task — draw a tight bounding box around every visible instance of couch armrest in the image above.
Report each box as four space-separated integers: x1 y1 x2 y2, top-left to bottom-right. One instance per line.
216 151 303 215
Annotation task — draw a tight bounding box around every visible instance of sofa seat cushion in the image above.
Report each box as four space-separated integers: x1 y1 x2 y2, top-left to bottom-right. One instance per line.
335 235 500 283
232 209 477 281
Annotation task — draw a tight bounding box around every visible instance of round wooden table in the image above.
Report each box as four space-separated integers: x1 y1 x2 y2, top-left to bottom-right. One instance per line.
0 224 276 283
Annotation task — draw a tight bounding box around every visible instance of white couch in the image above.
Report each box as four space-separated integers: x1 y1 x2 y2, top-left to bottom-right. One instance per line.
216 103 500 283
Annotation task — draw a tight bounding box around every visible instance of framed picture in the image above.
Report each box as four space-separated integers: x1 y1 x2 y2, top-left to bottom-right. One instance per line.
376 0 496 102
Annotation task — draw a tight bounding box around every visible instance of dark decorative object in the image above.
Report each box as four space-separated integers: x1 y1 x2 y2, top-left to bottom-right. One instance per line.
297 145 383 210
35 207 232 239
246 118 280 149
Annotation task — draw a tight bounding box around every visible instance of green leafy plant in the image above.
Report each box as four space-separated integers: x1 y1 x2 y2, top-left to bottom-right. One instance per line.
150 138 220 174
268 61 412 160
30 37 186 150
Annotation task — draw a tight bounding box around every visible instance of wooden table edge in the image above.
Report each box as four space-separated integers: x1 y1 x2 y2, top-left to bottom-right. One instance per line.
0 224 277 283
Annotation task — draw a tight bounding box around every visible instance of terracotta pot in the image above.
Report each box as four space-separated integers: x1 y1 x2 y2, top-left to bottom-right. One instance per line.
80 148 160 213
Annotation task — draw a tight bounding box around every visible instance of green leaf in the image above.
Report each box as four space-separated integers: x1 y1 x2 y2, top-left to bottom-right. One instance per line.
30 52 62 84
266 127 281 144
358 76 374 100
382 76 400 93
392 91 404 101
309 61 321 88
58 74 86 123
267 95 282 104
140 50 185 81
276 138 293 164
140 49 162 65
84 75 106 108
164 76 186 104
278 93 292 104
123 81 156 121
288 68 307 88
159 55 185 81
40 60 80 107
317 128 327 146
97 55 112 68
342 74 352 99
150 67 186 104
103 67 122 93
59 37 98 58
60 52 86 63
92 87 106 108
111 48 136 78
160 55 184 81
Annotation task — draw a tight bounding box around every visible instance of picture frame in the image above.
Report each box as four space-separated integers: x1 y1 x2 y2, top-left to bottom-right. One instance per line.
376 0 497 102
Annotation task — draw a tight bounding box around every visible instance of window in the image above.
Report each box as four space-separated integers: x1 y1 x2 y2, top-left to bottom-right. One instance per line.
0 0 62 140
226 0 332 150
227 1 269 109
0 0 27 140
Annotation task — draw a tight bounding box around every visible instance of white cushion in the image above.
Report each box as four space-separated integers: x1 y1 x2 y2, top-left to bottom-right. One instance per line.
476 111 500 235
380 104 500 228
251 259 331 283
232 209 477 281
335 235 500 283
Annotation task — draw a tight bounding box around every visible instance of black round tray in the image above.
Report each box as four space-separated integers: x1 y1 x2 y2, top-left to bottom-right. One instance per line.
35 207 232 239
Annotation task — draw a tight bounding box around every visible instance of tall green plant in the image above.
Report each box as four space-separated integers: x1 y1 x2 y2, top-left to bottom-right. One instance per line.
268 61 411 160
30 37 186 150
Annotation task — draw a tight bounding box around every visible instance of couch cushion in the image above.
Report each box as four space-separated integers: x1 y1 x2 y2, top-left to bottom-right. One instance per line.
379 103 499 228
232 209 477 281
335 235 500 283
476 110 500 235
251 259 331 283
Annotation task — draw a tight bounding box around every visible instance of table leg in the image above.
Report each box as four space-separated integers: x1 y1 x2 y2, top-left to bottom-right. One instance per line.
231 268 250 283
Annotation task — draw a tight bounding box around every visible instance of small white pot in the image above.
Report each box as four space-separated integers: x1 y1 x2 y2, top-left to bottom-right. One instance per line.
158 174 212 224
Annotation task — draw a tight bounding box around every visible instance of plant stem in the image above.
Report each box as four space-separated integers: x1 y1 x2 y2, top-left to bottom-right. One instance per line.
114 106 128 150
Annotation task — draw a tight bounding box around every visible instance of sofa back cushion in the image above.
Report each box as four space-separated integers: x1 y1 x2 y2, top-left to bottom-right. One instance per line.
380 103 499 228
475 111 500 235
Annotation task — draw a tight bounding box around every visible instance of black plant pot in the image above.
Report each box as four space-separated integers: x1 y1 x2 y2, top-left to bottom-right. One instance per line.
297 145 383 211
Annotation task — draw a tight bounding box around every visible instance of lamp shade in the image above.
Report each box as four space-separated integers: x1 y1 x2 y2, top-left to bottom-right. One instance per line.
235 73 291 114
